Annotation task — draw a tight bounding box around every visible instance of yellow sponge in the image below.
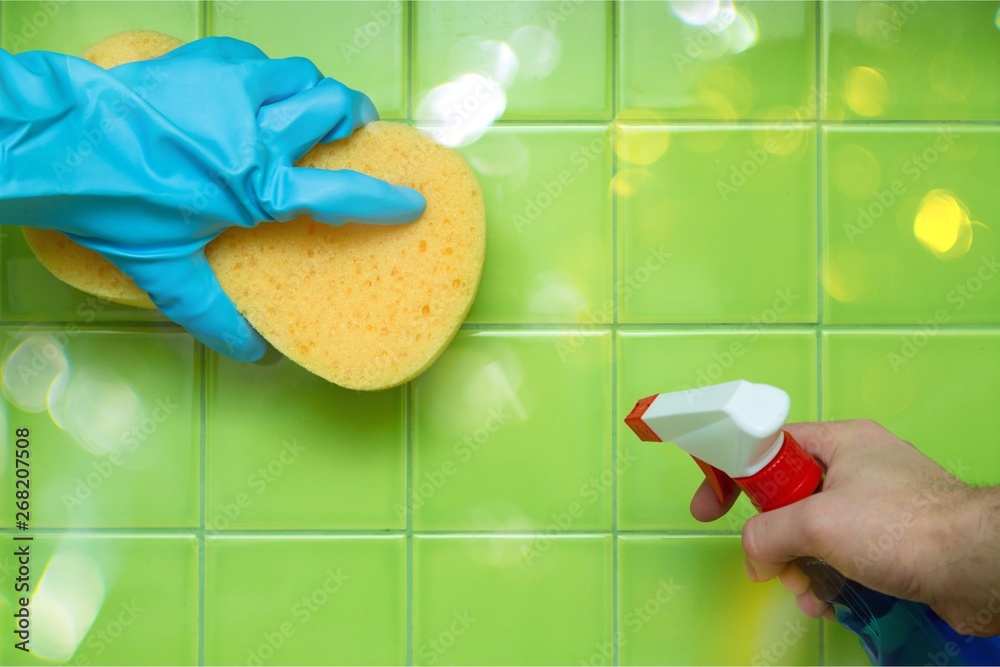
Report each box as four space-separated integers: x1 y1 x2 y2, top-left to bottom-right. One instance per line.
22 31 486 390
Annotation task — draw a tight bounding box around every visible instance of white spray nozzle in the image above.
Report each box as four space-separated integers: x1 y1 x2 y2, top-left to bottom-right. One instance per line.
625 380 789 478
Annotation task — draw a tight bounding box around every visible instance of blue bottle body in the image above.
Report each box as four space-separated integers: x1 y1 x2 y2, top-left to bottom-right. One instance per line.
802 558 1000 665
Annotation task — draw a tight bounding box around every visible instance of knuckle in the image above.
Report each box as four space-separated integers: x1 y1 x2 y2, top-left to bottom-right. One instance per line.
848 418 888 441
741 519 766 561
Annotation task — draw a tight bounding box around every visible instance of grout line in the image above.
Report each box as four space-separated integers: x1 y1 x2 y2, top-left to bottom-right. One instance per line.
815 3 827 664
405 381 414 666
198 343 207 667
198 6 208 667
405 4 415 664
410 118 1000 127
7 321 1000 332
609 2 621 665
0 527 744 538
406 0 414 123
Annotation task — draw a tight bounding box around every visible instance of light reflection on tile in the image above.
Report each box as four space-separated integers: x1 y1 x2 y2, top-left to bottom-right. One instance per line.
824 1 1000 120
823 127 1000 323
413 535 612 665
619 1 816 119
413 331 612 531
619 536 820 666
414 1 612 120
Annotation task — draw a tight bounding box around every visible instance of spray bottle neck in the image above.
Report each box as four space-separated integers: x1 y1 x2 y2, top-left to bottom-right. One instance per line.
734 430 824 512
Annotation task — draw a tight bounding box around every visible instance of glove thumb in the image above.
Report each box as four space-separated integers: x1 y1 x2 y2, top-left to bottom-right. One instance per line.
113 248 267 362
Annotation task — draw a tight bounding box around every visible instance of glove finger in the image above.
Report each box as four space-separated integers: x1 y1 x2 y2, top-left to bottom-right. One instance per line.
173 36 269 60
260 165 426 225
247 55 325 107
258 78 378 163
116 250 267 362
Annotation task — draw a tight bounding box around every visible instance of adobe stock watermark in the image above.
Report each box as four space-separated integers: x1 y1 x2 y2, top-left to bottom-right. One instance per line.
524 449 640 566
207 439 306 532
512 132 609 234
50 66 169 182
68 600 144 666
582 578 682 666
3 0 69 51
213 0 246 18
61 396 180 513
340 1 403 62
418 611 477 664
852 460 970 577
5 296 112 388
887 254 999 371
556 245 671 362
869 0 927 40
946 589 1000 649
545 0 585 31
394 406 511 522
714 85 829 201
675 287 800 396
179 104 298 230
671 7 739 72
844 128 958 242
751 619 810 666
245 568 350 665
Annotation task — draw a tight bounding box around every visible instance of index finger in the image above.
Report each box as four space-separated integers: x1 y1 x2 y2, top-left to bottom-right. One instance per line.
690 478 741 522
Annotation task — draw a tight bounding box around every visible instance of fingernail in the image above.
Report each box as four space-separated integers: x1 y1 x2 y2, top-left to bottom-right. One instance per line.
359 96 379 125
743 556 758 582
398 186 426 212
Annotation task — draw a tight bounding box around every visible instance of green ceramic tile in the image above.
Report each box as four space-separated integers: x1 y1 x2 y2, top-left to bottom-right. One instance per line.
618 125 817 323
208 1 407 119
413 1 611 121
205 353 405 530
619 2 816 120
823 332 1000 483
617 331 818 531
0 534 198 665
455 127 613 324
823 1 1000 120
412 331 612 530
412 535 612 665
205 536 405 666
0 329 198 528
0 230 167 323
0 1 200 54
618 536 820 665
823 127 1000 324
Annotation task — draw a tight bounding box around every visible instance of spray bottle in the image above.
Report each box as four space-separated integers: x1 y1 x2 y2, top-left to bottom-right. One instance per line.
625 379 1000 666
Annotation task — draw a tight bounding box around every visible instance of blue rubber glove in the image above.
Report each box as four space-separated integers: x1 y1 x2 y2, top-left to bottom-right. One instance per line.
0 37 426 361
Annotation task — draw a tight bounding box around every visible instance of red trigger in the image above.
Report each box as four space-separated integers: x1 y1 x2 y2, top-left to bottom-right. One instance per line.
691 456 736 504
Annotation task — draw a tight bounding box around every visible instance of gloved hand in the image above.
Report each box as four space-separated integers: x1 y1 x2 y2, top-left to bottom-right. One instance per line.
0 37 426 361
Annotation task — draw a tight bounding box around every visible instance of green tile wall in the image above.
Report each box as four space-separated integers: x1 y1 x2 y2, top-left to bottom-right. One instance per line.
1 2 998 666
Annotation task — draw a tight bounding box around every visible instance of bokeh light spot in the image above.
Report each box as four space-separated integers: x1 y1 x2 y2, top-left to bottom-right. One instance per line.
855 3 903 47
670 0 724 26
616 126 670 166
509 26 561 80
845 66 889 117
2 335 69 413
825 244 877 303
30 551 105 662
913 189 973 260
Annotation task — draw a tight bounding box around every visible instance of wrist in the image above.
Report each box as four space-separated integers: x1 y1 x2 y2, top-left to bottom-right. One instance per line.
967 486 1000 582
939 486 1000 630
